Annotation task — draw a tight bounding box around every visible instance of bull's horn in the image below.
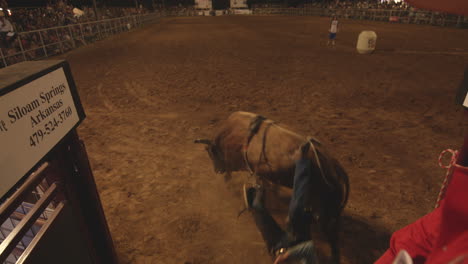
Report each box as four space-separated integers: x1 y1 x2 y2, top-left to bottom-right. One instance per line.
194 139 212 145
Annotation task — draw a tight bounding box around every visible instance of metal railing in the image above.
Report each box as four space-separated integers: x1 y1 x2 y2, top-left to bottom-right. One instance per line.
0 163 58 264
0 13 164 68
3 7 464 68
252 8 467 28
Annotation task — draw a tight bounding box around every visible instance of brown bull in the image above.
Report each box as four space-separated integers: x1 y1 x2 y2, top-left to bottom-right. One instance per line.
195 111 349 264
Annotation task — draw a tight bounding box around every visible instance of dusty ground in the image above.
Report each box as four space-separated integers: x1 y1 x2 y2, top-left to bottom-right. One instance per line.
57 16 468 264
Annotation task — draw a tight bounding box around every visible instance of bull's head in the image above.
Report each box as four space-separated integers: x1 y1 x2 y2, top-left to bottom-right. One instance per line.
194 139 226 174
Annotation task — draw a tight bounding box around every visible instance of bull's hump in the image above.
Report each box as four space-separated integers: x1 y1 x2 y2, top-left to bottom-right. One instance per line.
229 111 306 141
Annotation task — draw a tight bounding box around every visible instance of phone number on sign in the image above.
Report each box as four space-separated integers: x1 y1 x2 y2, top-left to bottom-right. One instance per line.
29 106 73 147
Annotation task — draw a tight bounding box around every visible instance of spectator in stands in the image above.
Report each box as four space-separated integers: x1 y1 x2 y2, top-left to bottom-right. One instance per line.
0 0 7 10
0 11 16 48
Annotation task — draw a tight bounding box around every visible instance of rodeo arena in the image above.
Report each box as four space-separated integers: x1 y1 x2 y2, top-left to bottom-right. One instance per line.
1 0 468 263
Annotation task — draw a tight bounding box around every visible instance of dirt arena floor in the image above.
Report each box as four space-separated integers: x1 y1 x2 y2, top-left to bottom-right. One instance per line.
57 16 468 264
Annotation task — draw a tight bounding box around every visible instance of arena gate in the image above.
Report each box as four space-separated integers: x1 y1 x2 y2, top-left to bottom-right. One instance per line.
0 61 117 264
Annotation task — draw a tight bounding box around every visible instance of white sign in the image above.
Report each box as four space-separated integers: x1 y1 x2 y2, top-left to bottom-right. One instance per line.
231 0 248 9
195 0 212 9
0 68 79 197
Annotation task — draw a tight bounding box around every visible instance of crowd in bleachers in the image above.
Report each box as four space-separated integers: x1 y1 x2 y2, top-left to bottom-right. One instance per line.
1 0 466 68
8 3 146 32
252 0 465 27
302 0 410 10
253 1 410 10
0 1 150 67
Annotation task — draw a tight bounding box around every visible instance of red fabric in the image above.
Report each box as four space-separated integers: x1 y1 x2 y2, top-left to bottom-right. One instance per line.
375 206 442 264
405 0 468 16
375 165 468 264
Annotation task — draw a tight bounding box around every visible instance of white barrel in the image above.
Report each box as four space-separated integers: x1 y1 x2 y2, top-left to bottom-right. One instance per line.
356 31 377 54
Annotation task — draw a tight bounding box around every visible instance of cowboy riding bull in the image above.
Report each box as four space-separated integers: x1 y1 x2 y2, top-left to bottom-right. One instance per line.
195 111 349 264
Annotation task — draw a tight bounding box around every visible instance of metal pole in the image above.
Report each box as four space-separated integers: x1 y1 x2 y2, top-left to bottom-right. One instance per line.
80 24 86 45
92 0 99 20
107 20 111 35
68 26 76 48
17 34 27 61
110 20 114 34
97 21 103 39
55 28 64 54
38 31 48 58
114 18 122 33
0 47 7 67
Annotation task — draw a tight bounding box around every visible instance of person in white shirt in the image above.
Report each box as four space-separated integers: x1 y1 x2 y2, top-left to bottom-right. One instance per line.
0 11 16 48
327 16 339 46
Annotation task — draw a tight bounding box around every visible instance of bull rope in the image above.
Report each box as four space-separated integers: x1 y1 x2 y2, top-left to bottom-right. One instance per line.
243 115 267 177
435 149 458 208
244 122 275 178
242 115 330 190
307 137 332 188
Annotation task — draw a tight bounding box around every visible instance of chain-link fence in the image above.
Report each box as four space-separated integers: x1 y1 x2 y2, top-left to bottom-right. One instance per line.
0 13 164 68
252 8 467 28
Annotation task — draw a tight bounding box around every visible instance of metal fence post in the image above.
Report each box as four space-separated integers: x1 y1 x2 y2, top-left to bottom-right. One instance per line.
17 34 27 62
0 47 7 67
68 26 76 48
108 20 112 35
38 31 48 58
55 28 64 54
79 24 86 45
112 19 117 33
114 19 118 33
105 20 109 35
97 21 103 40
111 20 115 34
